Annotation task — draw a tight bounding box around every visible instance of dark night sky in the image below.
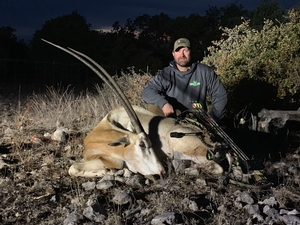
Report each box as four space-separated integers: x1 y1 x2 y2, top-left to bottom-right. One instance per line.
0 0 299 42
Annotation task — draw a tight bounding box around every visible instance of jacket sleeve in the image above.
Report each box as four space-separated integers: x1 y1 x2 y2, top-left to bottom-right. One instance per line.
205 67 228 121
142 72 169 109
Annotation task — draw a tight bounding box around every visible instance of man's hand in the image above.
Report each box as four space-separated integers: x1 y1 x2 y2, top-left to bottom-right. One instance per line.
162 103 175 117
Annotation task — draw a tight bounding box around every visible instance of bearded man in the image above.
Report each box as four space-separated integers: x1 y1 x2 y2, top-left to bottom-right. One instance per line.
142 38 227 122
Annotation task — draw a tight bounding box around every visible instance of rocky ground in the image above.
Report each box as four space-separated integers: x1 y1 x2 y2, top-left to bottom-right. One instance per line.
1 89 300 225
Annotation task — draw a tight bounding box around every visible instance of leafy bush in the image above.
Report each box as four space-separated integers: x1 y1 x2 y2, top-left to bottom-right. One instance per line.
202 9 300 113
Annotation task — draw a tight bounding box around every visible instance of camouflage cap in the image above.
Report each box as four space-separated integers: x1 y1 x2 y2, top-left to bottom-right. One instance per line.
173 38 190 51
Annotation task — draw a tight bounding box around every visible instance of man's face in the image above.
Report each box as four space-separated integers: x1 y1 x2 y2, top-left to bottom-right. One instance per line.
172 47 191 68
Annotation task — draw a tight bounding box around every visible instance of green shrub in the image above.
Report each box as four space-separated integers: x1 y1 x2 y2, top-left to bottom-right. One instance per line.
202 9 300 113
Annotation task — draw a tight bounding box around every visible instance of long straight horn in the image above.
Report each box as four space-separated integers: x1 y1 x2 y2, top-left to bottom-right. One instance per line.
41 39 144 135
67 47 139 123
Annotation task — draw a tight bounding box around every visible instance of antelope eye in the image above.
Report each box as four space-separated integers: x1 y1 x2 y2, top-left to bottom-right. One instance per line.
139 141 146 148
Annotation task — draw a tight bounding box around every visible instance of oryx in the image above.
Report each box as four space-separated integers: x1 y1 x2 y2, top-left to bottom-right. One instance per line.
42 39 224 178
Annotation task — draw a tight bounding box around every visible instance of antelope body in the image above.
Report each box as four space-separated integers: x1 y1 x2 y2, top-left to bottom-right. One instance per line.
69 106 223 177
42 39 223 178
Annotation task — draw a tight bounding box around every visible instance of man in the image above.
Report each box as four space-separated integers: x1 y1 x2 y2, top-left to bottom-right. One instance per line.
142 38 227 122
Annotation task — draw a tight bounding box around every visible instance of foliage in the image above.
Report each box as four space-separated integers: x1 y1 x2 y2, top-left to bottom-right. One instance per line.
1 2 299 96
0 26 28 84
204 3 249 42
250 0 285 30
29 11 99 62
0 26 27 59
202 9 300 113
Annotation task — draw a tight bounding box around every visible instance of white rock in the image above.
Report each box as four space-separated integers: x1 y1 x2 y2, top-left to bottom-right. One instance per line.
112 190 131 205
114 169 124 176
83 206 106 223
280 209 289 215
253 213 264 222
184 168 199 176
195 177 207 186
151 212 176 225
188 200 199 211
44 132 52 138
263 197 278 207
240 192 254 205
123 168 132 177
51 128 67 142
280 208 300 215
96 181 114 190
263 205 271 214
155 179 168 188
282 214 300 224
145 178 150 185
50 195 56 202
263 206 280 221
51 121 68 142
82 181 96 191
126 174 142 186
114 176 125 183
246 204 259 215
140 208 151 216
100 174 115 182
287 209 300 215
172 159 187 174
234 200 243 209
83 206 94 220
63 211 79 225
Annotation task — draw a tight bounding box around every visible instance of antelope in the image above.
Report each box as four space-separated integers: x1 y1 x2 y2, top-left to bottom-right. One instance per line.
42 39 224 178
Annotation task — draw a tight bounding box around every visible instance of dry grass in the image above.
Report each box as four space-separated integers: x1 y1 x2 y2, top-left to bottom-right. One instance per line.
28 85 118 132
0 70 300 224
115 67 152 108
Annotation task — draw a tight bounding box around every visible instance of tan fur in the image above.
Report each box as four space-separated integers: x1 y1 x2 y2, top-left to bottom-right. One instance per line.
69 105 223 177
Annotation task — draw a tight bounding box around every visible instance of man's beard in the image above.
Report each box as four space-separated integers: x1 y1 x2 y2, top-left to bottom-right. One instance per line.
176 56 191 67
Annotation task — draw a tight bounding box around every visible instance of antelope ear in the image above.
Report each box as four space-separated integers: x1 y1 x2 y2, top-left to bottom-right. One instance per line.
108 137 130 146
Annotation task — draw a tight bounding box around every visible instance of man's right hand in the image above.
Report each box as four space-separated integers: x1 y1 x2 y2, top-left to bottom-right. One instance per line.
162 103 175 117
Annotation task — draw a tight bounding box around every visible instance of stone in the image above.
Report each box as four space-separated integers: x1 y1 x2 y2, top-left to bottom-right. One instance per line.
246 204 259 215
112 190 131 205
96 180 114 190
82 181 96 191
263 197 278 207
151 212 176 225
64 211 80 225
240 192 254 205
281 214 300 224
